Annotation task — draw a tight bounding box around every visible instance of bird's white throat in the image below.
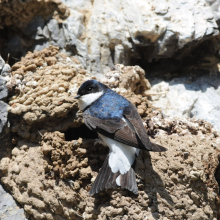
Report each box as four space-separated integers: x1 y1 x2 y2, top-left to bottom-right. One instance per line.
78 91 103 111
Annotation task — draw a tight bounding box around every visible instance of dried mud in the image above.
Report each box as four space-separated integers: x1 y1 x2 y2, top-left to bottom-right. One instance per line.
7 46 86 142
0 46 220 220
0 117 219 220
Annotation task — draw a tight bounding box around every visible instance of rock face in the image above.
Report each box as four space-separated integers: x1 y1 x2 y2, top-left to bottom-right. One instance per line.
0 56 12 159
0 0 69 29
0 0 69 62
0 184 27 220
0 1 220 220
150 74 220 131
0 46 220 220
0 101 11 158
0 0 219 76
206 0 220 25
0 57 21 220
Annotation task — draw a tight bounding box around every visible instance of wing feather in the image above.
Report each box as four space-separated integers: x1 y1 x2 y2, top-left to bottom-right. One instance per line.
123 104 153 150
83 104 167 152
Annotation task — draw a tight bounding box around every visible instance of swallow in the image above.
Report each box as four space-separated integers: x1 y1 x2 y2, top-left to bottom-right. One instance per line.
75 80 167 195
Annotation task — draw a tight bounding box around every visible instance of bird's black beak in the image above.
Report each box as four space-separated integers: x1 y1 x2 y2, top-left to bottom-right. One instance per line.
74 94 81 99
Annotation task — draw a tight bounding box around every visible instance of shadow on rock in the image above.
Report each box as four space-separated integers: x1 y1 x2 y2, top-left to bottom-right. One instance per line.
88 148 173 220
0 101 13 160
136 151 174 219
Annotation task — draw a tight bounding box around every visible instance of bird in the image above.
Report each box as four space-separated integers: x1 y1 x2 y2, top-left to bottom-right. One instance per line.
74 79 167 195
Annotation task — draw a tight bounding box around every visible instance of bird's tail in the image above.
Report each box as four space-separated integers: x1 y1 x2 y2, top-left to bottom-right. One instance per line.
89 154 138 195
118 166 138 194
151 142 167 152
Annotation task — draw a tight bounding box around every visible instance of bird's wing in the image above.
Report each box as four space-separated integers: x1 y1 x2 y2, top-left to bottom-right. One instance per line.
123 104 167 151
83 110 145 150
83 104 167 152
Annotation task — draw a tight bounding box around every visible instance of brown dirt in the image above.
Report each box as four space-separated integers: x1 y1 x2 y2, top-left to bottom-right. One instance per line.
7 46 87 142
0 117 219 220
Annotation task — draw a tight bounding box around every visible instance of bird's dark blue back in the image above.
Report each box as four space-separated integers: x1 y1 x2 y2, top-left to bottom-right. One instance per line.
88 89 130 120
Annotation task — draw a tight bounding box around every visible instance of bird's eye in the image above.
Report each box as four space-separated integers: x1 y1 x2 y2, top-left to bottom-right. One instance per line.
87 87 92 91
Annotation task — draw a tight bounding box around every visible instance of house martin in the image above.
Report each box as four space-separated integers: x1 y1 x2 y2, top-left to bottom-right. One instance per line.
74 80 167 195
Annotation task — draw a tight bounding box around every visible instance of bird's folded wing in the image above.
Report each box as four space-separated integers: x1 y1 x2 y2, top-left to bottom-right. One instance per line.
83 111 145 150
83 105 167 152
123 104 167 151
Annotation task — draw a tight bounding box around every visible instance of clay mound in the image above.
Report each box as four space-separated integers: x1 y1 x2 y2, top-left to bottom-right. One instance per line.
7 46 89 142
0 115 219 220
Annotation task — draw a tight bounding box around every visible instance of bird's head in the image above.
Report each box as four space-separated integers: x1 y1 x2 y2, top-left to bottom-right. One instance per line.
74 80 108 110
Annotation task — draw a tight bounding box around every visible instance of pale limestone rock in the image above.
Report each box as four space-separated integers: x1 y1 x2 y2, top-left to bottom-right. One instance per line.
150 74 220 131
0 185 27 220
1 0 219 76
62 0 219 76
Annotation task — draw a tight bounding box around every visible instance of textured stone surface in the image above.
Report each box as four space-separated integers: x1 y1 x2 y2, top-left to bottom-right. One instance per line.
150 73 220 131
0 101 11 157
0 77 8 100
0 57 20 220
0 1 220 218
0 55 11 77
206 0 220 25
0 0 69 61
0 56 12 159
0 56 5 73
0 0 69 29
59 0 220 76
0 184 27 220
0 0 219 75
